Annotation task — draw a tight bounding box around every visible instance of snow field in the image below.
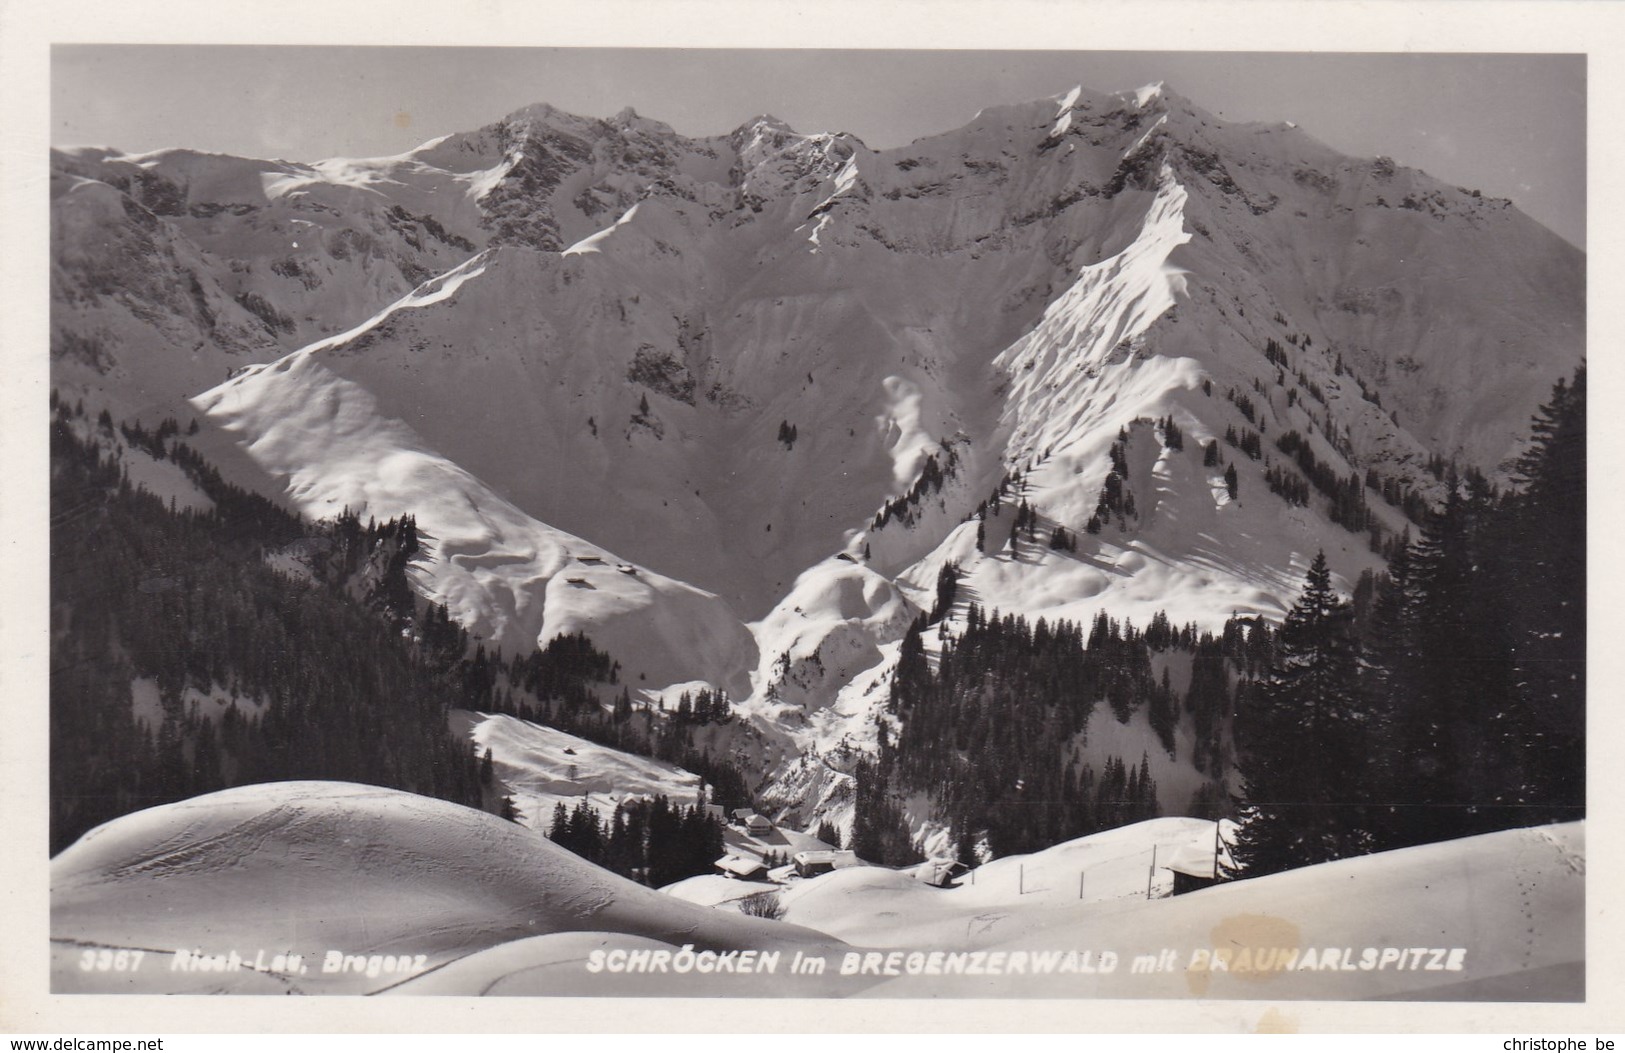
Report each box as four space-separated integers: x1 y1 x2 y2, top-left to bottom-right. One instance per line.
455 710 707 830
51 782 842 995
48 782 1582 999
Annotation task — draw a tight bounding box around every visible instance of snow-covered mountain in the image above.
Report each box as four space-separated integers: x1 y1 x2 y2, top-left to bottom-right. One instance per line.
51 83 1583 826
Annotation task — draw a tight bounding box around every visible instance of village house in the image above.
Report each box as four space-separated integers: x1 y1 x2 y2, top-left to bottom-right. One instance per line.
791 849 860 879
713 855 770 881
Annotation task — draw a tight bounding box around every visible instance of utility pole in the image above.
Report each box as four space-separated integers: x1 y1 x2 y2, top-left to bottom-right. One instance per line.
1078 870 1085 901
1145 845 1157 900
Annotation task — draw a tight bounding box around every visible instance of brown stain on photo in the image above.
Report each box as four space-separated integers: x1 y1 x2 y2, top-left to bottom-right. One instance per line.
394 111 413 130
1185 913 1303 996
1253 1007 1298 1033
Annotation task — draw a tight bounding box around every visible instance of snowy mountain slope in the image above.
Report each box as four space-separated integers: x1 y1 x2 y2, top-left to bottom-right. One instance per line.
774 816 1232 944
636 816 1578 1001
738 86 1578 822
51 781 841 994
51 169 284 418
192 283 757 689
50 147 484 422
57 83 1583 827
48 102 755 423
64 788 1571 999
179 84 1578 621
853 819 1585 1000
453 709 829 864
454 710 711 829
745 556 920 726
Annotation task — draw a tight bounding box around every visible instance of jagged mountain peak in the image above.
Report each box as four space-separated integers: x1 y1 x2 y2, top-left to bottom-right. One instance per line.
485 100 688 148
735 113 796 136
1116 80 1170 108
500 99 573 126
609 104 677 137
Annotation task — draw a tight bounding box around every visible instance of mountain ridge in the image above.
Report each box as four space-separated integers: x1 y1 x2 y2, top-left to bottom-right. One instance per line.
50 81 1583 827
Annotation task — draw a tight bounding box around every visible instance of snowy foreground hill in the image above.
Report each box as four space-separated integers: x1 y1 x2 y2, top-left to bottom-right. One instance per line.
50 81 1582 830
51 783 1582 999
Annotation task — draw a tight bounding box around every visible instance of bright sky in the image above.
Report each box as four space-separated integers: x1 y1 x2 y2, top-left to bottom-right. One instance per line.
52 47 1584 248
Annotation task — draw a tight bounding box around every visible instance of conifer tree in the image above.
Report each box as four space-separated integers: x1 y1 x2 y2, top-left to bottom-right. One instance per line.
1503 366 1585 821
1231 552 1367 877
1359 535 1428 842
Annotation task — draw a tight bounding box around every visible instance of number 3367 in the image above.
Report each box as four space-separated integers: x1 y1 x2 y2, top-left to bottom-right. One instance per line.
79 949 143 971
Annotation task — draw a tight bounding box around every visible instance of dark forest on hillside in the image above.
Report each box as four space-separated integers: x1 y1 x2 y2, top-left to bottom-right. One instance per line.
48 400 751 865
859 368 1584 875
862 599 1272 864
49 403 495 852
1230 368 1586 876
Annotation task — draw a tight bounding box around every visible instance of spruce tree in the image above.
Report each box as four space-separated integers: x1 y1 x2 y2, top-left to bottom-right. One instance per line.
1231 552 1368 877
1503 366 1585 822
1404 478 1514 842
955 819 979 868
1359 534 1433 846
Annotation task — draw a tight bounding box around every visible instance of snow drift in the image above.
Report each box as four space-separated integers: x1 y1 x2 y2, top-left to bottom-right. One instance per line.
50 781 1580 999
50 781 840 994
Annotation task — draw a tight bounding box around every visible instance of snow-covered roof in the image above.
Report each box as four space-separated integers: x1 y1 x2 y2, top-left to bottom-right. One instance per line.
1163 843 1222 878
714 855 768 878
1161 824 1237 878
793 849 858 868
916 859 966 886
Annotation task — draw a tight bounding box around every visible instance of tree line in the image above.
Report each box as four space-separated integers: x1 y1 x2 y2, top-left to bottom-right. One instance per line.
1230 368 1585 876
547 794 726 887
858 600 1275 861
